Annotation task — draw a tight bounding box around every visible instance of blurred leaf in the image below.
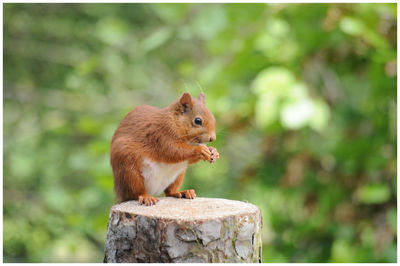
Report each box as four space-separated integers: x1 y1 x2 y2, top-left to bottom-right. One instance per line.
331 240 356 262
281 98 315 130
386 208 397 233
340 17 365 36
141 27 173 52
309 99 330 131
192 5 228 40
95 17 128 45
356 183 391 204
153 4 188 24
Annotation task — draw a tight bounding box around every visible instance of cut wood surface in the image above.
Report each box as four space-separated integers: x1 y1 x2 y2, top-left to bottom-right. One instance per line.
104 197 262 263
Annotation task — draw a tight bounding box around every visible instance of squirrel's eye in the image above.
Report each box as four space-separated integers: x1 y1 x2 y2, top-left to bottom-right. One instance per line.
194 117 202 126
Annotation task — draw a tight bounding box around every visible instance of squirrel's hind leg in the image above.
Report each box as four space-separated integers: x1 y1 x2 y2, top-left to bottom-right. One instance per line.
117 164 159 206
131 172 159 206
164 171 197 199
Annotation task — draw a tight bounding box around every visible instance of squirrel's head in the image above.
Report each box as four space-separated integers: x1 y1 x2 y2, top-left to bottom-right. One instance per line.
171 92 216 145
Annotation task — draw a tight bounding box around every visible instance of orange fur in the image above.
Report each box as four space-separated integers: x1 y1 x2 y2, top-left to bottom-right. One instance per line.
164 171 197 199
110 93 218 204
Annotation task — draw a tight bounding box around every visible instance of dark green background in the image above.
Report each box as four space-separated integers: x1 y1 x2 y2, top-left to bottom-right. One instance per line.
3 3 397 262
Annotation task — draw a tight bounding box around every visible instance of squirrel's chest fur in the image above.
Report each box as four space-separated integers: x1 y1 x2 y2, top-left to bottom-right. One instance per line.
141 157 188 196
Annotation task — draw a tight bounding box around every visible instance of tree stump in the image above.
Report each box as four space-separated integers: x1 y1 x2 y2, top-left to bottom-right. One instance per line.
104 197 262 263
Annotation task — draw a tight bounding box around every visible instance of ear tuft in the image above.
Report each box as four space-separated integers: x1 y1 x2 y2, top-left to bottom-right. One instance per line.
198 93 205 104
179 92 193 111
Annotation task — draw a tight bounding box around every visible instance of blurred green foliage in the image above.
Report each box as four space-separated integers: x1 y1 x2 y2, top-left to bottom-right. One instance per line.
3 3 397 262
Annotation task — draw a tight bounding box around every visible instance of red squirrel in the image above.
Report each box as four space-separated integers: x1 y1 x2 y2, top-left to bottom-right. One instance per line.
110 92 219 205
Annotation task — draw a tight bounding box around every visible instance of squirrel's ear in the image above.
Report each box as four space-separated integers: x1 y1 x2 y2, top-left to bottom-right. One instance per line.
197 93 205 104
179 92 193 111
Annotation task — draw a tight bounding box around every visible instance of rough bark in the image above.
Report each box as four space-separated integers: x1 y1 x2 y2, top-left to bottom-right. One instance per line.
104 197 262 263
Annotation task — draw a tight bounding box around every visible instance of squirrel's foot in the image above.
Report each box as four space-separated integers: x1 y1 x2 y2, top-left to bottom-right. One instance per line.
181 189 197 199
138 194 159 206
167 189 196 199
208 146 220 164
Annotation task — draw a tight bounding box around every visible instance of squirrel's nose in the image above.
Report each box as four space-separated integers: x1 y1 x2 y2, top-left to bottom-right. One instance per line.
209 134 216 142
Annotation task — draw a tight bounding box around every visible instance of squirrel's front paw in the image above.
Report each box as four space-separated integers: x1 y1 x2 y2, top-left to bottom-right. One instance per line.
208 146 220 164
138 194 159 206
198 144 212 162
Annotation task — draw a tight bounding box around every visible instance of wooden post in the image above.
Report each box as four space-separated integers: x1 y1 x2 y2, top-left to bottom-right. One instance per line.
104 197 262 263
